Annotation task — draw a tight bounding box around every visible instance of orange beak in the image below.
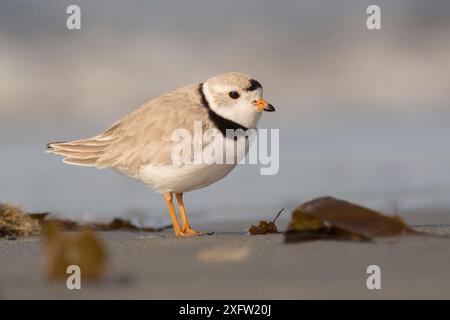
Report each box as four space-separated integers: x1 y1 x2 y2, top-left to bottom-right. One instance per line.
254 98 276 112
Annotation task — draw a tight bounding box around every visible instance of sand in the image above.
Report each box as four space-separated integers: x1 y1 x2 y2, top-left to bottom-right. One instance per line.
1 210 450 299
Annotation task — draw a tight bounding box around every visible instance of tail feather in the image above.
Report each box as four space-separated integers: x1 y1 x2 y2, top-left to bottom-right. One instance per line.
47 143 106 153
47 137 111 148
63 157 102 167
47 136 112 168
48 149 104 159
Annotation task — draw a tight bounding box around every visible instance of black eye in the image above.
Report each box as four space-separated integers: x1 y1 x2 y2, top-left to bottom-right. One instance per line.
229 91 240 99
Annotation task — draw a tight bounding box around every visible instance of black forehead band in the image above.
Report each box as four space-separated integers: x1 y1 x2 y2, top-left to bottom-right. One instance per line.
245 79 262 91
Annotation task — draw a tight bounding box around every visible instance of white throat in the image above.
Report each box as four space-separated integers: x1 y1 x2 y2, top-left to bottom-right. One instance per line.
202 83 262 129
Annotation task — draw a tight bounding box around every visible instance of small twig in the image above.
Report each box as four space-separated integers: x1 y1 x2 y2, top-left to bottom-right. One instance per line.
272 208 285 223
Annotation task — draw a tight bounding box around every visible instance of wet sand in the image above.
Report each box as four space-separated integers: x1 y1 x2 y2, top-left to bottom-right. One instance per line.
1 210 450 299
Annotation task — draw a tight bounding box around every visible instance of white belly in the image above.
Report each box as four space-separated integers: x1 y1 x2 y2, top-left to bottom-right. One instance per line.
135 135 253 193
137 163 237 193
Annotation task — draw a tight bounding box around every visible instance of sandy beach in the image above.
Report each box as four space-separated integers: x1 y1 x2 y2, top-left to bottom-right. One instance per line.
1 0 450 303
1 209 450 300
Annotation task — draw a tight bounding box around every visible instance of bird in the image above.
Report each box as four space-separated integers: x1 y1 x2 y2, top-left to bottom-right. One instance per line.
47 72 275 236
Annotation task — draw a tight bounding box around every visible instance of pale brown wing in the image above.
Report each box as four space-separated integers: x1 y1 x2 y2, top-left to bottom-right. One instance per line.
47 83 215 175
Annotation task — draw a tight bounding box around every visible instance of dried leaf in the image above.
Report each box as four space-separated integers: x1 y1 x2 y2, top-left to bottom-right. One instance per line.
249 221 278 235
287 209 326 232
0 203 40 237
249 208 284 235
286 197 418 243
43 221 107 280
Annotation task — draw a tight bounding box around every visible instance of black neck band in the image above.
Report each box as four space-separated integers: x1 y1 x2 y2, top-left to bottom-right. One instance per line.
199 83 249 136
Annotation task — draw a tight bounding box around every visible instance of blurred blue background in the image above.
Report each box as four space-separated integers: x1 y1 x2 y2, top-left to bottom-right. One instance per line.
1 0 450 225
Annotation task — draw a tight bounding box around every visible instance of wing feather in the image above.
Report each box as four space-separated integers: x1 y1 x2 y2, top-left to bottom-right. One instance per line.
46 83 214 174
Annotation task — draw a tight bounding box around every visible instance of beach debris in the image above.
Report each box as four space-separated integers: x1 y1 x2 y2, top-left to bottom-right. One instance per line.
0 203 40 237
43 221 107 280
249 208 284 235
27 212 50 224
197 246 251 263
29 214 171 232
285 197 418 243
93 218 171 232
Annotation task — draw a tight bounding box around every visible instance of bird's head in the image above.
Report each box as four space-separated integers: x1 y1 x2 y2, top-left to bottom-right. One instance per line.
202 72 275 129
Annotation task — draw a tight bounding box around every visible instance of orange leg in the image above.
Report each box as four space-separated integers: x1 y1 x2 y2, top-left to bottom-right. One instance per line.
175 193 200 235
163 192 182 236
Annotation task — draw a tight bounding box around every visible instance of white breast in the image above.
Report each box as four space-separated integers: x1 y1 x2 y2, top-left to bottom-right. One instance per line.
136 134 252 193
138 162 236 193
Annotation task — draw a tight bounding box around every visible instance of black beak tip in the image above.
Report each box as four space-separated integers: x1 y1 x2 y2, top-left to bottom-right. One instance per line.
264 104 276 112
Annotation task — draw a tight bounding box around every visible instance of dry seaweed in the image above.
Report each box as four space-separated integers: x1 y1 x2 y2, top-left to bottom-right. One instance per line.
43 221 106 280
0 203 40 237
249 208 284 235
93 218 171 232
29 214 171 232
28 212 50 224
285 197 418 243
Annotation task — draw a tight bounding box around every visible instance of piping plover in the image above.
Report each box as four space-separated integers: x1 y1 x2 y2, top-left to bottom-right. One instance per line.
47 72 275 236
